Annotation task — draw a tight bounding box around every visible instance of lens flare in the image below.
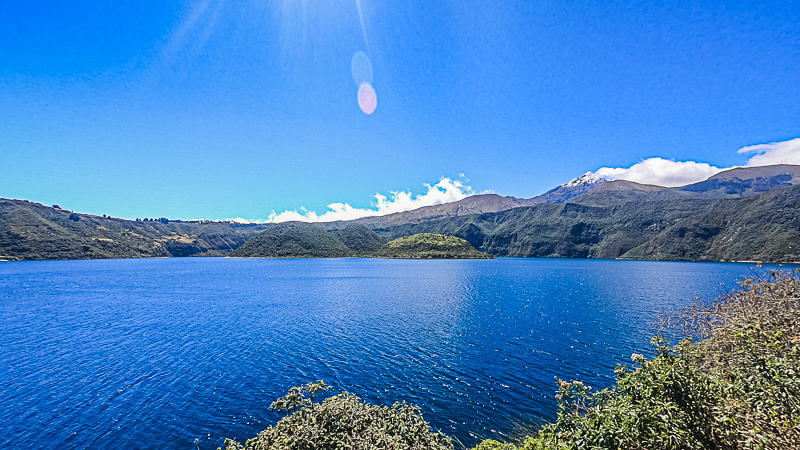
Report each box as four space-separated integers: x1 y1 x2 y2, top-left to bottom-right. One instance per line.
351 51 373 86
357 83 377 115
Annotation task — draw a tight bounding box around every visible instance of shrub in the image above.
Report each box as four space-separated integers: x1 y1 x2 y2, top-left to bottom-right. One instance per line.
223 381 452 450
472 270 800 450
681 270 800 449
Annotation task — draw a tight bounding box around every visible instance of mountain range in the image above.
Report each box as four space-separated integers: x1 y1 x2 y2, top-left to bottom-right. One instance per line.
2 164 799 262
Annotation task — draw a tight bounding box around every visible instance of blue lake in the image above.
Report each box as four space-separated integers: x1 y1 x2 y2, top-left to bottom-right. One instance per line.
0 257 786 449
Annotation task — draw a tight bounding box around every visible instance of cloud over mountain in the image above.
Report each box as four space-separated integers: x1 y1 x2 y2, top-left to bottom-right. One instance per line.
232 137 800 224
266 177 474 223
739 138 800 167
578 137 800 187
591 158 722 187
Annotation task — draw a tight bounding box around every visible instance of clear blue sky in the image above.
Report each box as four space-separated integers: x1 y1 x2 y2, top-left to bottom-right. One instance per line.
1 0 799 220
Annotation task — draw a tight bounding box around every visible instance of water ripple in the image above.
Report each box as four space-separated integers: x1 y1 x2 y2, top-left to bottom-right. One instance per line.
0 257 782 449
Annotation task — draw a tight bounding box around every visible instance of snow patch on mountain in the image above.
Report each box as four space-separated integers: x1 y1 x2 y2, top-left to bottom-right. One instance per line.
561 172 610 188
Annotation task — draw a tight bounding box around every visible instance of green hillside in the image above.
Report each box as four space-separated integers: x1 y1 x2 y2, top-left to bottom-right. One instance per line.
374 233 493 259
0 199 268 261
333 224 386 253
623 185 800 261
230 222 352 258
374 185 800 263
231 228 490 259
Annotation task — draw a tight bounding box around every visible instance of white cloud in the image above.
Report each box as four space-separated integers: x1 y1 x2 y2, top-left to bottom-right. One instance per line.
591 158 723 187
224 217 254 224
738 137 800 167
580 137 800 187
266 177 474 223
229 138 800 224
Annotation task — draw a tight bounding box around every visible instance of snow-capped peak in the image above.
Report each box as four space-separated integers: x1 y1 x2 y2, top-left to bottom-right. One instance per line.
561 172 609 188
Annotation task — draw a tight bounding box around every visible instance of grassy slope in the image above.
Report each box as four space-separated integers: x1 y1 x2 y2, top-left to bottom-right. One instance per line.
623 185 800 262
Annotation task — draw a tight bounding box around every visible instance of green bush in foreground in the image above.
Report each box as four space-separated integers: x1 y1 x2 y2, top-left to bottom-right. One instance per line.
222 381 452 450
477 270 800 450
222 271 799 450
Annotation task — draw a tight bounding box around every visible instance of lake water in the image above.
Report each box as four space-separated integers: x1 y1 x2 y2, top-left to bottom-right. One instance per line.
0 257 785 449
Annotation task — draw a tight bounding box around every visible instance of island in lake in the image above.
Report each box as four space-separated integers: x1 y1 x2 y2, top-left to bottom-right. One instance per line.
373 233 493 259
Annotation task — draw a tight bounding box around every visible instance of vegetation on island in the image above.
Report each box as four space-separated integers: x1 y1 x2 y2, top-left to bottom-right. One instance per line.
333 224 387 254
229 222 391 258
229 223 353 258
374 233 493 259
222 271 800 450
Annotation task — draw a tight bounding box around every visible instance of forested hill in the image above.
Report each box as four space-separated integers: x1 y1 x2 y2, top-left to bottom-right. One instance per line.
229 222 355 258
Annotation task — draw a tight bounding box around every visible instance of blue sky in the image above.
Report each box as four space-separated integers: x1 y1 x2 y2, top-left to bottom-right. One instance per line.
1 0 799 221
